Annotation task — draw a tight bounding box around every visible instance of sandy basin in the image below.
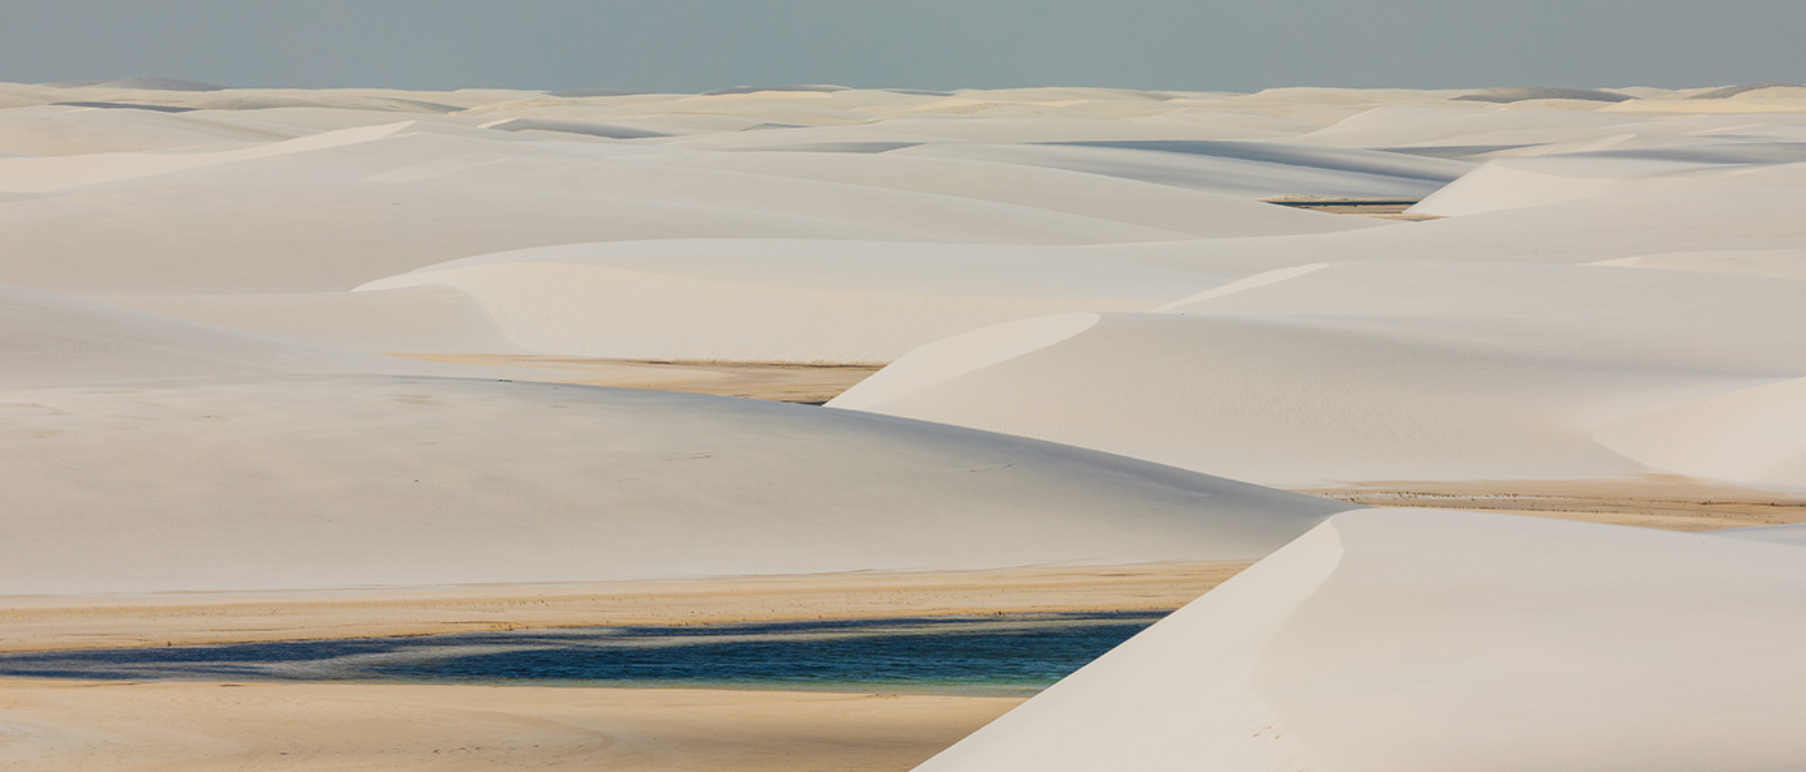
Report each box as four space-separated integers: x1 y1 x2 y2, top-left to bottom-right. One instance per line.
0 563 1232 771
0 563 1249 655
0 679 1021 771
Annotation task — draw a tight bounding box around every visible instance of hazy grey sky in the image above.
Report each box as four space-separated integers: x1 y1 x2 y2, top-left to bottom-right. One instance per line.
2 1 1801 93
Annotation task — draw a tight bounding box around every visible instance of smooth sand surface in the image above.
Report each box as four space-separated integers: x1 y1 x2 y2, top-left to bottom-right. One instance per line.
0 562 1248 654
1 283 1345 595
1708 521 1806 546
0 680 1021 772
919 509 1806 771
0 372 1341 594
833 261 1806 491
350 239 1228 363
2 371 1341 594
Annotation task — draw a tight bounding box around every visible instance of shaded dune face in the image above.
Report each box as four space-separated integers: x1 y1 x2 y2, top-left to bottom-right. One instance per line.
0 375 1350 594
0 285 1348 595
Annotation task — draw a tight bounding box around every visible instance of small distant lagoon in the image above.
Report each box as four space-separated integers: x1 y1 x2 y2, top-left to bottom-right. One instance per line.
0 612 1165 696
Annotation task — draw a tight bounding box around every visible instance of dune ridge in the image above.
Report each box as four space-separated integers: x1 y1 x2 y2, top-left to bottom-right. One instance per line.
919 510 1806 771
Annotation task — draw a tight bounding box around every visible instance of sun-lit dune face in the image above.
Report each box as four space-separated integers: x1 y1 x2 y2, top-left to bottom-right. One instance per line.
833 260 1806 490
348 242 1206 362
1594 376 1806 491
1408 148 1806 217
917 509 1806 772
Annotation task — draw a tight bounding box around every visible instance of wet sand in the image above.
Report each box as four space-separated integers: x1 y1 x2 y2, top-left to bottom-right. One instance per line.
0 679 1021 772
1264 199 1442 220
0 562 1249 654
392 354 883 403
0 564 1237 771
1303 475 1806 530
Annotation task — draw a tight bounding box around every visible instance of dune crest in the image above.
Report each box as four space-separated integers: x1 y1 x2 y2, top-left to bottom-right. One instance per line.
920 510 1806 771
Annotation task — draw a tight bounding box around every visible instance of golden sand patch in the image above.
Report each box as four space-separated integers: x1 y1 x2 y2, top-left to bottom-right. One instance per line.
0 562 1249 654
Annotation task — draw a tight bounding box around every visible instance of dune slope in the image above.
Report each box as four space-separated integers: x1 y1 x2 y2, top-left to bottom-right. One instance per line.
918 509 1806 772
0 284 1347 595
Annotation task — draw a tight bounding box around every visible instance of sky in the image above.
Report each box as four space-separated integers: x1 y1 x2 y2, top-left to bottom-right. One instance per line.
2 1 1803 93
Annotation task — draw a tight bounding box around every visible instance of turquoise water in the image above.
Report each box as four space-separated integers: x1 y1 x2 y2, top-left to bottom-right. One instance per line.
0 612 1164 696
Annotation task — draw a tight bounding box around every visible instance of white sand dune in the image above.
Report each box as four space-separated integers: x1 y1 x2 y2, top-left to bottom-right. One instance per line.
1289 106 1645 148
1605 86 1806 114
0 376 1350 595
17 90 1801 363
91 287 527 355
832 261 1806 488
1708 522 1806 546
1592 249 1806 280
1410 154 1802 216
0 121 1340 295
0 120 433 192
353 239 1219 361
1596 376 1806 491
889 139 1467 200
620 148 1372 234
0 285 444 387
0 283 1346 594
1688 83 1805 100
0 105 273 155
918 509 1806 772
1056 183 1806 283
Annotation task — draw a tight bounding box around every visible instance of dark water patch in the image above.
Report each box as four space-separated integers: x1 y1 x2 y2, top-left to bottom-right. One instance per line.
0 612 1165 696
52 101 195 113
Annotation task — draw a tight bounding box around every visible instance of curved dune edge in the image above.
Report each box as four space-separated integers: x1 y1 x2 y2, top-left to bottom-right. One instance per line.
362 260 1129 363
351 237 1215 363
0 376 1344 594
833 260 1806 491
1408 154 1788 217
919 509 1806 771
0 284 454 388
1150 262 1328 312
0 282 1349 596
1591 249 1806 281
916 522 1346 771
828 313 1100 409
1595 376 1806 490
